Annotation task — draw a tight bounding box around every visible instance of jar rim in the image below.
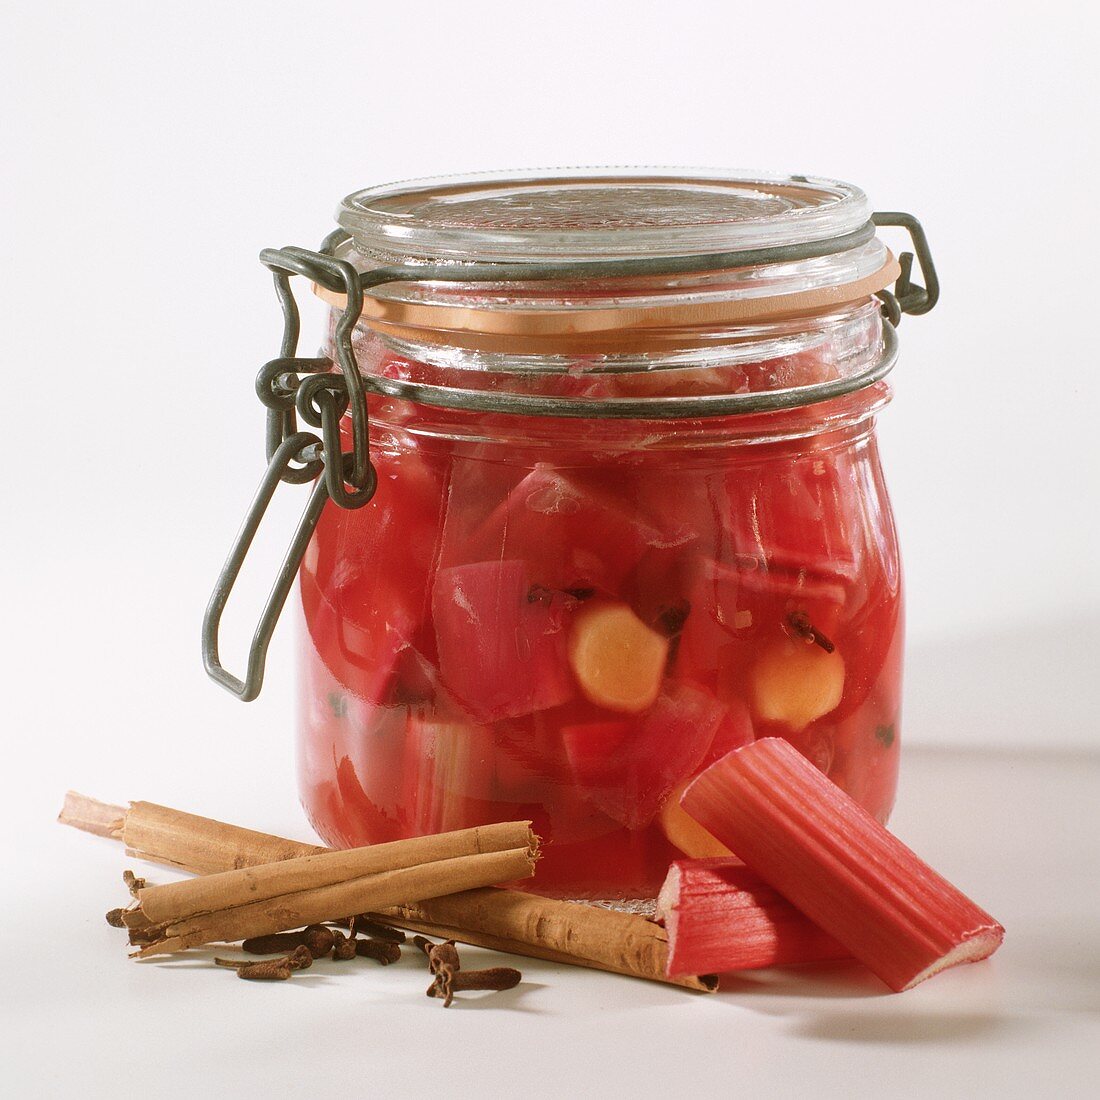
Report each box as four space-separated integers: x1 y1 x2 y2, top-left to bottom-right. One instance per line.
337 168 871 264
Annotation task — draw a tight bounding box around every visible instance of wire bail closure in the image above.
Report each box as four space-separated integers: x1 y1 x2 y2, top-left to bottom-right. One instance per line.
202 245 378 700
202 214 937 700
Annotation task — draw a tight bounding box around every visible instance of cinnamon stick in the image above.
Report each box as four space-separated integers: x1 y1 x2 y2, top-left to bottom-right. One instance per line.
59 794 325 873
373 891 717 993
129 820 532 926
125 823 537 956
60 793 716 990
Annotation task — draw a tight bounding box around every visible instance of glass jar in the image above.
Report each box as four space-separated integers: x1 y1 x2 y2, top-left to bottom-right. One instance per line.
204 170 937 902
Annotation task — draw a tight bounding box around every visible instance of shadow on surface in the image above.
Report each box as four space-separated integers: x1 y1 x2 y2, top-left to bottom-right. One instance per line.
717 960 887 1000
788 1010 1032 1045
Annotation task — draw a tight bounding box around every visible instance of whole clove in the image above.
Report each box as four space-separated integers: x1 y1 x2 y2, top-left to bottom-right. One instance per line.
242 924 335 959
654 599 692 638
428 967 523 1008
330 929 358 961
355 939 402 965
215 945 313 981
349 916 406 944
425 939 462 976
786 610 835 653
411 935 436 959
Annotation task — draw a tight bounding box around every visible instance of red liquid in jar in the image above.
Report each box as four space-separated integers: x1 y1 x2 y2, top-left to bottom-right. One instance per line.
297 360 902 900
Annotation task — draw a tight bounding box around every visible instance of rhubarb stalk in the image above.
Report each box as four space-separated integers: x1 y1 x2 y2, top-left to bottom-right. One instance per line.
656 858 847 976
680 738 1004 991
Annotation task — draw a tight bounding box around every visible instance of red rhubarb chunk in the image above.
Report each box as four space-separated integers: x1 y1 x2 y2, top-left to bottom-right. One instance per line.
561 720 634 791
656 858 848 976
676 552 850 689
681 738 1004 992
722 453 862 586
401 709 494 835
449 463 663 593
299 561 420 703
563 683 726 830
432 560 574 722
300 443 445 700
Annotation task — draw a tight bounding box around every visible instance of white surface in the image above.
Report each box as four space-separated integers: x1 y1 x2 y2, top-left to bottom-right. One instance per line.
4 747 1098 1098
3 4 1099 1097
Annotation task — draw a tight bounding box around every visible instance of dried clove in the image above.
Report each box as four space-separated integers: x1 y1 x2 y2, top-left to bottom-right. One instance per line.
562 586 596 602
122 869 146 898
227 959 292 982
411 935 436 959
330 929 358 961
526 584 555 606
348 916 406 944
654 599 692 638
355 939 402 965
425 940 462 976
786 610 835 653
215 945 313 981
242 924 335 959
427 967 522 1008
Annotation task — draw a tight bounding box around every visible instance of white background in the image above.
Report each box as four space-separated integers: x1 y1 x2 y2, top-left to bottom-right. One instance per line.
2 2 1098 1096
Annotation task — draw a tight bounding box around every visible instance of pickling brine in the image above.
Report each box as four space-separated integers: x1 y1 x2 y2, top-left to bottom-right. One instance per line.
297 353 902 899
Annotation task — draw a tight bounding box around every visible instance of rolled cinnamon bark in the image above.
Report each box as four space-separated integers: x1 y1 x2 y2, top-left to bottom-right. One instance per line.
129 820 533 927
375 891 718 992
60 793 715 990
130 844 537 956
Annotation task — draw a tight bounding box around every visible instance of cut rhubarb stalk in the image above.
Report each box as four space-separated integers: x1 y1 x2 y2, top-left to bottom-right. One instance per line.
656 858 848 976
750 639 845 731
568 601 669 714
332 754 405 846
432 560 574 722
680 738 1004 991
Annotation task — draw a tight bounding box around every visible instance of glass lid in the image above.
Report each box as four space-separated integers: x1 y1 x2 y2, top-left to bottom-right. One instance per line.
337 168 873 264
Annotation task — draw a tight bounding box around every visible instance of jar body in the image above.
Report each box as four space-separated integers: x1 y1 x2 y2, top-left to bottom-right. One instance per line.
296 334 903 900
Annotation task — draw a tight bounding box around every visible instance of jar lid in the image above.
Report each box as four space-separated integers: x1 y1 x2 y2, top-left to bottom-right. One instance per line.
325 169 898 354
338 168 871 264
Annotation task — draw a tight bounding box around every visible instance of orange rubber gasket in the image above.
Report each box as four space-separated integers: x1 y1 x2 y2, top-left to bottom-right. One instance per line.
313 252 900 355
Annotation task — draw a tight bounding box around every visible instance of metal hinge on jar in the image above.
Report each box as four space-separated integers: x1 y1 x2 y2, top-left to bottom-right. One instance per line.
871 212 940 325
202 215 937 700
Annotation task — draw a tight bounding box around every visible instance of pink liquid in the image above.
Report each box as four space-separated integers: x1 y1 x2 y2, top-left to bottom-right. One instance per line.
297 377 902 899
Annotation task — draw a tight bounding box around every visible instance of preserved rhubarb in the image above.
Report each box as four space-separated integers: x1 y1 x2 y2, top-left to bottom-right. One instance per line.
680 738 1004 990
290 171 917 898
